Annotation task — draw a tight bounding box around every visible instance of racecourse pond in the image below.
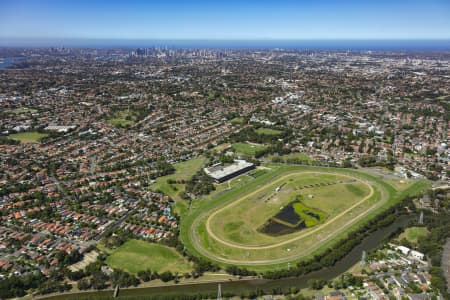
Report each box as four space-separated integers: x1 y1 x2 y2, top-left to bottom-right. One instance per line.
41 215 415 299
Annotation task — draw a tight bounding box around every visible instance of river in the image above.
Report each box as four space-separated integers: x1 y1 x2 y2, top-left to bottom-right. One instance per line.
41 214 414 299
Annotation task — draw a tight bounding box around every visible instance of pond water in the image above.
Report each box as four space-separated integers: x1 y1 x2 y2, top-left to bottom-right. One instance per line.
274 202 300 224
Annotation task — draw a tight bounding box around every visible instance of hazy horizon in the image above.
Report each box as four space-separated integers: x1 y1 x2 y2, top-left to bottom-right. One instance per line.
1 38 450 51
1 0 450 42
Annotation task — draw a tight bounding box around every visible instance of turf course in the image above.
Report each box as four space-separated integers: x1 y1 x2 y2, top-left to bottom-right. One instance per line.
104 239 192 274
181 164 429 270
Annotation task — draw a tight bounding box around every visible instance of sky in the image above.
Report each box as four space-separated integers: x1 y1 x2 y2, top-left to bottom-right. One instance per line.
0 0 449 41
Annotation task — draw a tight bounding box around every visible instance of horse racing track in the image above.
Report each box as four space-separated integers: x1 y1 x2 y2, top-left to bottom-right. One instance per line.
181 164 429 271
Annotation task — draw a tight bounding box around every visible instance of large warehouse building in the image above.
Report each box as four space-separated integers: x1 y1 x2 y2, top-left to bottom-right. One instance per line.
204 160 255 183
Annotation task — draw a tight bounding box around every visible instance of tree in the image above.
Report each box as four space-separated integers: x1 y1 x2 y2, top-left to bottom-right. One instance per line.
77 278 91 290
159 271 174 282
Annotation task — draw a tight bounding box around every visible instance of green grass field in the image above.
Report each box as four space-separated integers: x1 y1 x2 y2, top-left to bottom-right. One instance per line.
9 131 49 143
293 201 327 227
255 128 282 136
232 142 267 156
150 157 206 215
181 164 430 270
104 239 193 274
230 117 246 125
399 226 429 244
108 110 138 127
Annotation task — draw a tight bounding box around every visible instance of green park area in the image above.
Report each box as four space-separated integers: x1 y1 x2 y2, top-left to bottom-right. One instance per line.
230 117 246 125
103 239 192 274
255 127 283 136
232 142 267 156
9 131 49 143
399 226 429 244
108 110 138 127
150 157 206 214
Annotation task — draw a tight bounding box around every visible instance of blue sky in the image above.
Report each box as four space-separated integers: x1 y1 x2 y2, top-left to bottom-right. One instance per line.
1 0 449 40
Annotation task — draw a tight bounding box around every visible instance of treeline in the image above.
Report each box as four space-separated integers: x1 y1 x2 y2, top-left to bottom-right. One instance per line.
76 268 140 291
163 234 220 276
271 155 355 169
0 135 20 145
55 287 310 300
0 272 46 298
100 158 174 176
0 270 73 298
358 155 395 170
182 170 215 199
417 210 450 298
228 126 292 145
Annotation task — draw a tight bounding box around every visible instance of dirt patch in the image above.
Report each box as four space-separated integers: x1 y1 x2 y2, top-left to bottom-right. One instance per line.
68 250 99 272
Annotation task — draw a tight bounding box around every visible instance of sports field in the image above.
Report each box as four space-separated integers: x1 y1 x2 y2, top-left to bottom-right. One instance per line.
9 131 49 142
181 164 429 270
232 142 267 156
104 239 193 274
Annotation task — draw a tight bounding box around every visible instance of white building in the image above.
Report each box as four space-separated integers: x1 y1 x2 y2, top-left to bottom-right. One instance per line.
410 250 425 261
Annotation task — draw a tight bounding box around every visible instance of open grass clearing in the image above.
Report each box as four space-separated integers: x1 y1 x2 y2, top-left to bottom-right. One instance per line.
150 157 206 215
398 226 429 244
232 142 267 156
255 127 283 136
104 239 193 274
9 131 49 143
230 117 246 125
107 110 138 127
